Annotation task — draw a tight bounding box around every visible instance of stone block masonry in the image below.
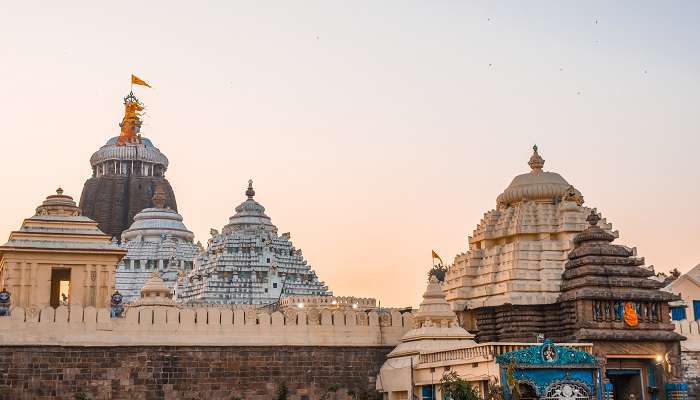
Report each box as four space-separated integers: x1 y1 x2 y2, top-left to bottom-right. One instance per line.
0 345 391 399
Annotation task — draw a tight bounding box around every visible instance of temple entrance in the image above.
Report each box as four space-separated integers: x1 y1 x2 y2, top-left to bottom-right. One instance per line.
606 369 643 400
50 268 71 308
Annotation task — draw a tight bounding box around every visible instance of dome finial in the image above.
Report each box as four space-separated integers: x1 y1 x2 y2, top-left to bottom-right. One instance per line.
56 187 64 196
528 144 545 171
586 209 600 226
246 179 255 199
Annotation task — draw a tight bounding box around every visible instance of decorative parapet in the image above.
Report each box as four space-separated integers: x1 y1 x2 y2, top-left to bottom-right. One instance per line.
418 342 594 366
0 304 412 347
279 295 377 310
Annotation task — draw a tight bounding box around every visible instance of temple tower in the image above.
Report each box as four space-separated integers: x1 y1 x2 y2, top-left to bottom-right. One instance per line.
558 210 683 396
79 92 177 240
443 145 614 338
176 180 330 305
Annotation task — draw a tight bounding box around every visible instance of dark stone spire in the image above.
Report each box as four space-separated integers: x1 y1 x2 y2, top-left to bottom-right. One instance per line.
558 209 682 342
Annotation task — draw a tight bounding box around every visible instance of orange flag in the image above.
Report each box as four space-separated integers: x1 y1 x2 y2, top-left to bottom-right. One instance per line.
431 250 444 265
131 74 152 88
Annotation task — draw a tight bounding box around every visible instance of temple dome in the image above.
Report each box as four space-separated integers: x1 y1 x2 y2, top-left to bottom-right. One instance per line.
223 180 276 233
129 272 178 307
121 208 194 243
90 136 169 168
496 145 582 208
35 188 82 217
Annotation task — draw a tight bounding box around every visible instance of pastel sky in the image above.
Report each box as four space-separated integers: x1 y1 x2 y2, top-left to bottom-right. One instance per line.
1 1 698 307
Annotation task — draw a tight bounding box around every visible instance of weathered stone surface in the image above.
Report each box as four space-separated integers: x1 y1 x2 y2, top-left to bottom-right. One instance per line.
0 346 390 399
683 350 700 400
80 175 177 240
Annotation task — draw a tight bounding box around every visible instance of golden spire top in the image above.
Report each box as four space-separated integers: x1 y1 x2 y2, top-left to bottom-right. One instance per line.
117 91 144 146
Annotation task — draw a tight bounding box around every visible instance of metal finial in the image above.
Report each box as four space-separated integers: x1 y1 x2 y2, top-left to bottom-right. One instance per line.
586 210 600 226
528 144 545 171
246 179 255 199
56 187 64 196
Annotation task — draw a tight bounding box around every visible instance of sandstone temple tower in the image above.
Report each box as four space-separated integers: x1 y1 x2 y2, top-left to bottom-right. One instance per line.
79 92 177 240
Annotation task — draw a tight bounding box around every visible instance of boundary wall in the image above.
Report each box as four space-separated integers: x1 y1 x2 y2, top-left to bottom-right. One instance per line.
0 304 413 347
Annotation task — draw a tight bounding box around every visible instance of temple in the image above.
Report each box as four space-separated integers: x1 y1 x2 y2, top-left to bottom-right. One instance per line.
0 189 125 308
115 186 199 302
176 180 331 305
79 92 178 240
443 146 614 336
441 146 685 400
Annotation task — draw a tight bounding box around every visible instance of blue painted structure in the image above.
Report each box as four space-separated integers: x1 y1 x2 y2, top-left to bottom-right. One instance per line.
496 340 602 400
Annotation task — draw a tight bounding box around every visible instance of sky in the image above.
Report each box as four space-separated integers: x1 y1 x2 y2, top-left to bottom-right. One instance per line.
1 1 699 307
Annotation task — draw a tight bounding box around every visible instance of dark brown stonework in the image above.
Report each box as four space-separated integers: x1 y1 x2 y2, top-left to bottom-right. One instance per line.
79 176 177 240
0 346 389 400
473 303 563 343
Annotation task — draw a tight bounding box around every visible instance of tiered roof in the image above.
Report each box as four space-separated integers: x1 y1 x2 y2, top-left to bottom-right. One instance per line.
444 146 614 310
176 181 330 305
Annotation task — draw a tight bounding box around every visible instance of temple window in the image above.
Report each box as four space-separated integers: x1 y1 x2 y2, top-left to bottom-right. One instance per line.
670 306 687 321
614 301 624 321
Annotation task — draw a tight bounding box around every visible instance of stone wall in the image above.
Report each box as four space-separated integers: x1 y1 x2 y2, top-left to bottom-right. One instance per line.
683 351 700 400
0 345 391 400
0 304 411 347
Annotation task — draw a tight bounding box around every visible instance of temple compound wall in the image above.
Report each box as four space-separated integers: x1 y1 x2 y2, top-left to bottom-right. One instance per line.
0 305 411 399
0 346 391 400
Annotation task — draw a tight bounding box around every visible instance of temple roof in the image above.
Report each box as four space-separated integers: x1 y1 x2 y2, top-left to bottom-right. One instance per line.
90 136 169 168
223 180 276 233
444 145 603 309
1 188 124 253
560 209 678 302
496 145 583 208
121 187 194 243
177 179 329 305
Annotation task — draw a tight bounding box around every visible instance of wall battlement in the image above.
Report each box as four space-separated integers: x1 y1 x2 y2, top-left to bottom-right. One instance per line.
0 304 412 347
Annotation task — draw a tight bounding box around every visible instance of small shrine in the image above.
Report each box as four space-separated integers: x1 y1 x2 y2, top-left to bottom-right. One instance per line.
129 272 178 307
0 188 126 308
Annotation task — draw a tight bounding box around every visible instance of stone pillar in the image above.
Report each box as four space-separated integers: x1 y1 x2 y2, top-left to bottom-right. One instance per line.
72 266 86 307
